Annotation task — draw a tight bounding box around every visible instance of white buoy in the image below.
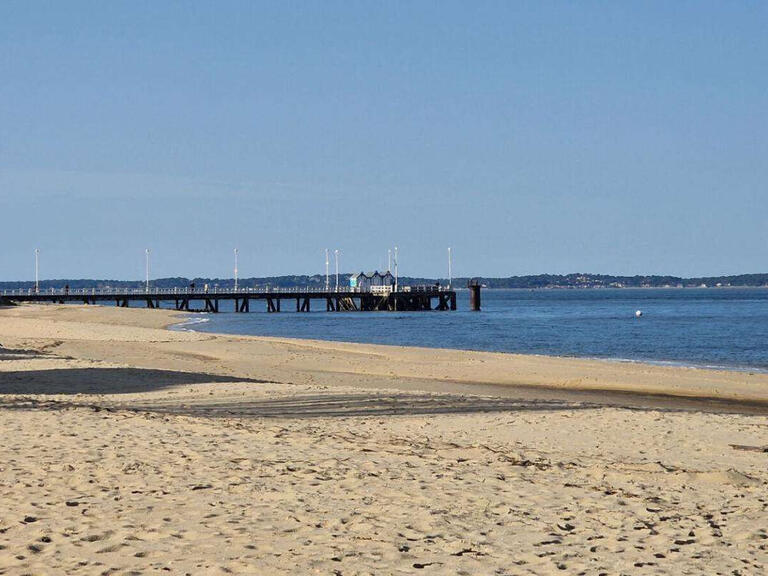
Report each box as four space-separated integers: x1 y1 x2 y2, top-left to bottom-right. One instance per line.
635 310 643 318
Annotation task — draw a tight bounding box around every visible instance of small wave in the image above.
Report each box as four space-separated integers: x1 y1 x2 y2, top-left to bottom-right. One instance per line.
171 315 211 332
594 356 768 374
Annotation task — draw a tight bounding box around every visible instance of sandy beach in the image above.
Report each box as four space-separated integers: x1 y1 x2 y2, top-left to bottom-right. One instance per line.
1 304 767 574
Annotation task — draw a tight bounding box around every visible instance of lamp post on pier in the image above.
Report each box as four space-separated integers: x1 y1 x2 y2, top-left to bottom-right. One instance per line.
145 249 150 293
325 249 330 291
448 247 452 289
234 248 239 292
334 249 339 292
34 249 40 294
394 246 398 293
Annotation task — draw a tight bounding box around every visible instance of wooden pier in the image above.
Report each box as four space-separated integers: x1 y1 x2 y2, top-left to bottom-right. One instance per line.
0 286 458 313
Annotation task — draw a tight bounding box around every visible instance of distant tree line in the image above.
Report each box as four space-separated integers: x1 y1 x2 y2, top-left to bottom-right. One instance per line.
2 273 768 291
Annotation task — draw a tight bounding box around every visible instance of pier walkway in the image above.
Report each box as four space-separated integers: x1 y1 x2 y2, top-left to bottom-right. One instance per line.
0 286 458 313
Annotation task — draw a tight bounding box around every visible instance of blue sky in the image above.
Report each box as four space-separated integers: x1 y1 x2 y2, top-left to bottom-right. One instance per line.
1 1 766 280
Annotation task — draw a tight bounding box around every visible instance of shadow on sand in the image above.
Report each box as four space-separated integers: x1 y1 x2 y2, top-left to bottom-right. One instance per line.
0 367 265 395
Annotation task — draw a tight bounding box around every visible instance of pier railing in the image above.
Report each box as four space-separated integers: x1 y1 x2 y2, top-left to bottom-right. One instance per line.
1 285 454 297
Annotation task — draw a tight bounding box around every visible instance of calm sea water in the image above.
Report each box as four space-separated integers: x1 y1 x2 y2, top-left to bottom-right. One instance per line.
175 289 768 372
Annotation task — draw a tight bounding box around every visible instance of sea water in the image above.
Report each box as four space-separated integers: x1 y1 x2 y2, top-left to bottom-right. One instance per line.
174 288 768 372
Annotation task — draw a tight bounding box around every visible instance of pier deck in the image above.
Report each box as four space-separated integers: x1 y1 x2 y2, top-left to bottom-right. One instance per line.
0 287 458 313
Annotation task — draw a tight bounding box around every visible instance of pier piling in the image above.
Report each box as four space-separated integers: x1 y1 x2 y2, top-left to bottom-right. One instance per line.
468 280 482 312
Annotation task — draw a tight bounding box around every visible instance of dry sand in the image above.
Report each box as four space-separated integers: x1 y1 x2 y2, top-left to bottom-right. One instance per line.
0 303 767 574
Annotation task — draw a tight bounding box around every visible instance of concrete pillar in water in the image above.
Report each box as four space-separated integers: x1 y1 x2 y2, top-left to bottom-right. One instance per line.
468 280 481 311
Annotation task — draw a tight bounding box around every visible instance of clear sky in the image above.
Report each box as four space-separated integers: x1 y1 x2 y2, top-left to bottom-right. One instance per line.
1 1 766 281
